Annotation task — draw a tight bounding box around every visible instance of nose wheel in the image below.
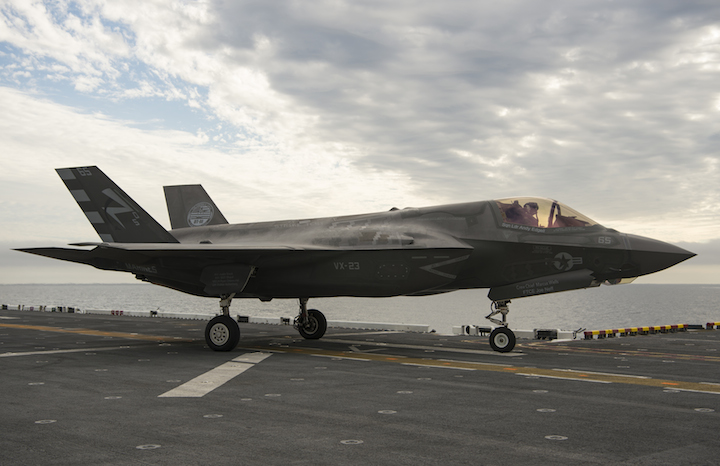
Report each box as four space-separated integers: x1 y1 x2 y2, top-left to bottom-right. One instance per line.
489 327 515 353
486 300 516 353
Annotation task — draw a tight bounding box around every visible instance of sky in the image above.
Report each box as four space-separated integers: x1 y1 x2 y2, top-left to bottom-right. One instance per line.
0 0 718 285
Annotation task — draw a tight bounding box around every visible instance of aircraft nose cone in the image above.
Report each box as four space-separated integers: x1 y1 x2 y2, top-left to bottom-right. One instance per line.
625 234 695 276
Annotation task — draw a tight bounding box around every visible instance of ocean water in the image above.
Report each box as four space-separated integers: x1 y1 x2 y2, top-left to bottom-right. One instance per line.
1 283 718 334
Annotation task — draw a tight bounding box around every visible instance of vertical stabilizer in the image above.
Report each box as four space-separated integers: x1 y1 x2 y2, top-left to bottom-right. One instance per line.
56 167 178 243
164 184 229 229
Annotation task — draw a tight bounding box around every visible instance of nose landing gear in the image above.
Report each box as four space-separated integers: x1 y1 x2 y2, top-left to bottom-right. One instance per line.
486 300 516 353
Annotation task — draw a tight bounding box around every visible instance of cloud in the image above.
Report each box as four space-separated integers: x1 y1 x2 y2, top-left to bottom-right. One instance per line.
0 0 130 90
0 86 419 244
0 0 719 283
202 1 720 242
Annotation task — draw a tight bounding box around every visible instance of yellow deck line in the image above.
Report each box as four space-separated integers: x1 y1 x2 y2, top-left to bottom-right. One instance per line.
0 323 193 342
244 344 720 395
5 323 719 395
522 342 720 362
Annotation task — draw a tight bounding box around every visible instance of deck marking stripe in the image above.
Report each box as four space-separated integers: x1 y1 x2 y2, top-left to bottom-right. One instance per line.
321 338 522 356
158 352 272 398
0 346 133 358
401 362 475 371
525 342 720 362
312 354 372 361
0 323 193 342
667 388 720 395
516 373 612 384
552 368 651 379
243 344 720 394
231 352 273 364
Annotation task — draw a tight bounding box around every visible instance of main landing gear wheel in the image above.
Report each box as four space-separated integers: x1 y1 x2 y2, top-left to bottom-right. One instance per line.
205 315 240 351
297 309 327 340
489 327 516 353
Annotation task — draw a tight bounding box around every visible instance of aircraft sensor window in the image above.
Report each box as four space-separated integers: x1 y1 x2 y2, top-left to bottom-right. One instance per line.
495 197 597 229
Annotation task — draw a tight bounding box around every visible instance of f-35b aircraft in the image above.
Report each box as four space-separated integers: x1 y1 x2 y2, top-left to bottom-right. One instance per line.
18 167 695 353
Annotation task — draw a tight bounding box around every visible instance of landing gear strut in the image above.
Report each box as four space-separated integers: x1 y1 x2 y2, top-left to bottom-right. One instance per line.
294 298 327 340
205 293 240 351
486 300 516 353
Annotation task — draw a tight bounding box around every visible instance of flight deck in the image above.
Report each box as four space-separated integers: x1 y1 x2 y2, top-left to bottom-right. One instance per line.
2 308 720 465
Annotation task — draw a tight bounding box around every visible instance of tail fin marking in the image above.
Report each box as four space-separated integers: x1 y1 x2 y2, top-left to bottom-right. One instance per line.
164 184 229 229
56 166 178 244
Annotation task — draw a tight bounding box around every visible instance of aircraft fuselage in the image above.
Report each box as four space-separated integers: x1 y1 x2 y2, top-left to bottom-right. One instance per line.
122 200 690 302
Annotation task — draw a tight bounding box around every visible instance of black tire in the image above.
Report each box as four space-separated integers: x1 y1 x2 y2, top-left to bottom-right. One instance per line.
205 315 240 351
297 309 327 340
489 327 516 353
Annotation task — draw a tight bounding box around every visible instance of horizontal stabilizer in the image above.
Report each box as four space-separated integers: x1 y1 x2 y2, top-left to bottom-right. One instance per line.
13 246 142 272
56 166 178 243
164 184 228 229
15 247 95 265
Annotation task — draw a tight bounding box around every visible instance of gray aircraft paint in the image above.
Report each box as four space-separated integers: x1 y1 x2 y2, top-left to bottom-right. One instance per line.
164 184 228 229
18 167 693 302
15 166 694 352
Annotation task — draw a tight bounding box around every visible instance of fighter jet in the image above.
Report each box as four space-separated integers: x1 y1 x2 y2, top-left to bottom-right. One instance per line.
17 167 695 353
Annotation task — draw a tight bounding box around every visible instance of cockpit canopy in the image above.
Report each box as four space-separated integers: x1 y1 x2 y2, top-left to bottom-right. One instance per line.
495 197 598 229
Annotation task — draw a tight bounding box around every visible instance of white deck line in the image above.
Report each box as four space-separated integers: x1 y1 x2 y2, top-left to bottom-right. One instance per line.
0 346 131 358
516 373 612 383
158 352 272 398
321 338 523 356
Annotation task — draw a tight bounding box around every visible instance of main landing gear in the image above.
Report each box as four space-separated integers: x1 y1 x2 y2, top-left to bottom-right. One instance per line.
294 298 327 340
204 295 329 352
205 293 240 352
485 300 516 353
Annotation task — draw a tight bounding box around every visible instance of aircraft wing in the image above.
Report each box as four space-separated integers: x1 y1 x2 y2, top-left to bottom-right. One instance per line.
18 235 473 268
18 238 474 297
68 235 473 252
16 244 312 270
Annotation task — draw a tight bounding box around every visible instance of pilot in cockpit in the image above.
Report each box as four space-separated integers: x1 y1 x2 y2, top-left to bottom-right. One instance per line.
523 202 539 226
504 200 539 227
498 197 597 229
